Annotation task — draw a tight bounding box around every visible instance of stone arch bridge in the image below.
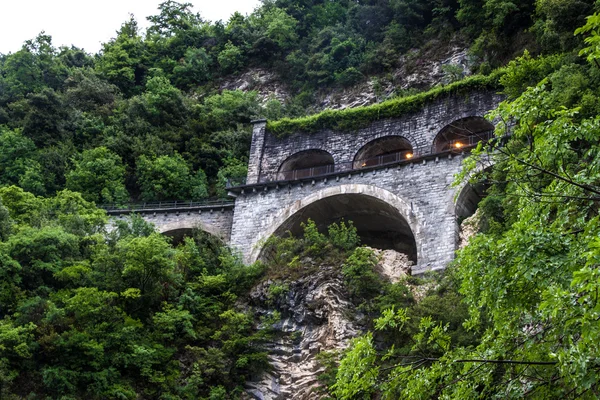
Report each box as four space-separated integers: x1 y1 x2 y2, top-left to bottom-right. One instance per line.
105 90 503 275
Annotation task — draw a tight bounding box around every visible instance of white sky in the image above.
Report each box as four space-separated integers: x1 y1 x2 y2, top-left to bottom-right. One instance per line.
0 0 261 55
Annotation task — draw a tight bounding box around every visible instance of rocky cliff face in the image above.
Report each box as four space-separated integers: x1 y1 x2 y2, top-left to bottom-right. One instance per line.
243 249 413 399
244 261 361 399
219 42 471 113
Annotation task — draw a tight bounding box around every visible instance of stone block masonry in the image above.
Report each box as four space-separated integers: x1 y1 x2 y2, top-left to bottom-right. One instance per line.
230 154 466 275
108 204 234 243
110 90 503 275
229 90 503 274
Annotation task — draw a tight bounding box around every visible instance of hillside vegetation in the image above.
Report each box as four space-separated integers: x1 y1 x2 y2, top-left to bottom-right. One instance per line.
2 0 600 399
0 0 595 203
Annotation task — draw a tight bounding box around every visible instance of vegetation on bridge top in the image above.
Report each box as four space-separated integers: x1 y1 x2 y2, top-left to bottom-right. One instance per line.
267 70 505 136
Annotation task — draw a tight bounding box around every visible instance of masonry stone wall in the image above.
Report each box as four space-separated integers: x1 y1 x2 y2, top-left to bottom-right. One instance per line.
229 90 504 274
230 154 469 274
111 208 234 242
249 91 503 183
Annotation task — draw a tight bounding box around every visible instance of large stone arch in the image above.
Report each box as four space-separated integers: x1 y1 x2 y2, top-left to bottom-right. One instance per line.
250 184 423 264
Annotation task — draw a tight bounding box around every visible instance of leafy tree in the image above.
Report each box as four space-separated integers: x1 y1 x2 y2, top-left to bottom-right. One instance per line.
0 127 36 185
217 41 244 73
96 17 147 96
136 153 208 201
332 41 600 399
22 88 71 147
146 0 203 37
172 47 212 88
64 68 119 114
66 146 129 204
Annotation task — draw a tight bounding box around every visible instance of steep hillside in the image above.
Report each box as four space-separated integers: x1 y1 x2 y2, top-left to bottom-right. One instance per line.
0 0 595 203
1 1 600 399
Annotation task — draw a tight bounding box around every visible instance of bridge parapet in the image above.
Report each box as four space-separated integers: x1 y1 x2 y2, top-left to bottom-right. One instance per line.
103 200 235 242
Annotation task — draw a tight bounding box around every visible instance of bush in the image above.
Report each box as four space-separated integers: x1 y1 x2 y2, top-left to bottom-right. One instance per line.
66 146 129 204
335 67 365 87
328 220 360 250
342 247 382 302
218 42 244 74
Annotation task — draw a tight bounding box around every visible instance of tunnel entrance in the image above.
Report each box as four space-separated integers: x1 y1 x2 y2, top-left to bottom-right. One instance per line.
278 149 335 181
455 165 495 223
433 117 495 153
354 136 414 169
456 182 488 220
270 193 417 262
161 226 224 247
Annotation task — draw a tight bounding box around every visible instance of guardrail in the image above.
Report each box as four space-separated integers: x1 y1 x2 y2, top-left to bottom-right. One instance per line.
227 131 505 189
434 130 495 153
100 199 235 213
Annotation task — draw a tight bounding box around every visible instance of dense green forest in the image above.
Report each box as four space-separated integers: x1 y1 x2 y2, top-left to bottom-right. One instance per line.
2 0 600 398
0 0 594 202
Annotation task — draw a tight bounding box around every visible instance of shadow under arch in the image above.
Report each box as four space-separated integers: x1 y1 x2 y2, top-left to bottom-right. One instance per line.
454 163 494 221
159 220 226 246
277 149 335 181
353 136 414 169
251 184 423 265
432 116 495 153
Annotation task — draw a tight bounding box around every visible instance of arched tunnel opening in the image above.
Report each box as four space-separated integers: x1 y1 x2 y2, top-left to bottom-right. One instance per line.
433 116 495 153
455 166 494 221
354 136 414 169
268 194 418 263
456 182 488 220
162 228 194 246
162 227 224 250
278 149 335 180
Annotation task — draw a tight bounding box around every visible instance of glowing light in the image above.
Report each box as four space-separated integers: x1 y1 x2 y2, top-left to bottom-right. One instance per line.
406 153 413 159
361 163 367 167
454 142 463 149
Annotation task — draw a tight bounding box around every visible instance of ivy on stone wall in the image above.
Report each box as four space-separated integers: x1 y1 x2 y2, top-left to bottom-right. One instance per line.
267 70 505 137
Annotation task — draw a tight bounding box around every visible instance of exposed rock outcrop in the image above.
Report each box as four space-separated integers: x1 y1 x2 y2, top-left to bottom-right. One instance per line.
220 68 291 104
368 247 413 283
459 208 482 249
219 42 471 113
244 248 416 399
244 262 363 399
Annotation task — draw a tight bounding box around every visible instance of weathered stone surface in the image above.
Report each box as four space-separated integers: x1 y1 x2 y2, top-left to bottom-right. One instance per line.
230 91 502 274
109 207 234 242
368 247 413 283
245 263 362 399
458 207 482 249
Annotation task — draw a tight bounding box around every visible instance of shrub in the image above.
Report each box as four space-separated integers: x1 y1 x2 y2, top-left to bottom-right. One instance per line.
342 247 382 302
328 220 360 250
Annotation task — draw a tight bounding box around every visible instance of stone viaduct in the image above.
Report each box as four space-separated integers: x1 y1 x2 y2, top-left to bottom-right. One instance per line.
106 90 503 275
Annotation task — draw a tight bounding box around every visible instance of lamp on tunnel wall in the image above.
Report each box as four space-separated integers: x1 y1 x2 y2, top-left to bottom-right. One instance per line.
405 153 413 159
454 142 463 149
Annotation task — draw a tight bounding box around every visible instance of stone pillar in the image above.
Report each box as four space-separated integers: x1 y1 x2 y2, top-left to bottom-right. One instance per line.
246 119 267 184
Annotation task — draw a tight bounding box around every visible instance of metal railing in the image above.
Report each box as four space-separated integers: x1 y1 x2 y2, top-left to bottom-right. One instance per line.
277 164 336 181
100 199 235 213
229 131 504 189
355 150 414 168
435 130 495 153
